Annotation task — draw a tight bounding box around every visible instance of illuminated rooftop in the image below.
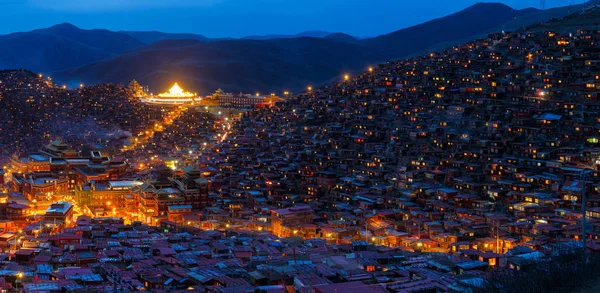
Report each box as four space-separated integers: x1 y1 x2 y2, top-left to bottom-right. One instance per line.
157 83 196 98
144 82 200 105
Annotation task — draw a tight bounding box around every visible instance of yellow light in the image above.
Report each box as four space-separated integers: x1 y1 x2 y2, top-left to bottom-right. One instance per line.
371 237 376 242
158 83 195 98
293 230 298 234
344 74 349 80
307 86 312 91
80 84 84 88
187 221 191 225
258 227 263 231
417 242 423 247
368 67 373 72
284 91 289 95
107 201 111 206
226 224 230 228
256 93 260 96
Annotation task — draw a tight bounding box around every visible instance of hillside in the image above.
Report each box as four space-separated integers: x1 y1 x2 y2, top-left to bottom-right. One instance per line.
524 5 600 33
4 2 594 92
419 1 595 54
0 69 165 157
49 3 553 92
53 38 382 93
361 3 539 59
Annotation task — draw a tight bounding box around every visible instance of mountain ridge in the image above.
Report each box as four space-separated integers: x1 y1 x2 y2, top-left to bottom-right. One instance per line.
0 1 593 92
54 37 382 93
0 23 143 72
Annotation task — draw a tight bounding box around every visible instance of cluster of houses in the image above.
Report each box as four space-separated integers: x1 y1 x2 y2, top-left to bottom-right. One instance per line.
205 25 600 253
1 9 600 293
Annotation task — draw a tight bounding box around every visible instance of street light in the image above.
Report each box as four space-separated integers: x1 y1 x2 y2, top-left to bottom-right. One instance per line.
16 272 23 291
344 74 350 81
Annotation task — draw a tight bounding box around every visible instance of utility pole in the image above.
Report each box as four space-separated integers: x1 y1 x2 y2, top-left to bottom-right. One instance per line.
364 212 369 243
495 220 499 254
581 170 590 261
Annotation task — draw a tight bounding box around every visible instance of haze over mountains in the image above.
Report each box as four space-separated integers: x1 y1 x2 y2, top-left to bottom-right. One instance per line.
0 1 593 92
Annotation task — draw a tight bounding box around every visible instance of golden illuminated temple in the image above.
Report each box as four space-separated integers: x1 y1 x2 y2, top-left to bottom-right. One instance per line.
143 83 200 106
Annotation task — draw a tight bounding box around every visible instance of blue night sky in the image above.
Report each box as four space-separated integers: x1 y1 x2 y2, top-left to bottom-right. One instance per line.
0 0 588 37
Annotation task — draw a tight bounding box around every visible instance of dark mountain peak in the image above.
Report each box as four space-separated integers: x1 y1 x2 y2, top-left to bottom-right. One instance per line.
146 38 204 49
0 22 144 73
465 2 539 15
48 22 80 31
119 30 210 44
295 30 331 38
460 2 514 14
324 33 358 43
361 1 528 59
519 7 541 14
242 30 332 40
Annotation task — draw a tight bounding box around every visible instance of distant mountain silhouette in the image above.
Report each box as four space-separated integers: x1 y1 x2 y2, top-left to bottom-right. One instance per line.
325 33 358 43
2 1 594 91
414 1 595 54
361 3 540 58
242 31 333 40
0 23 143 72
120 30 212 44
54 38 381 93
